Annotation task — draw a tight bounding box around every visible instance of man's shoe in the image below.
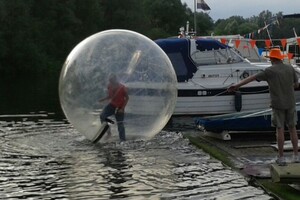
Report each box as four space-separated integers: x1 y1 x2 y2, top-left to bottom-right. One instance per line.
292 155 300 163
276 157 287 166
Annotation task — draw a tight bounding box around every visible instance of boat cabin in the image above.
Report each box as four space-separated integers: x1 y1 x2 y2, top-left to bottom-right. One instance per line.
155 38 245 82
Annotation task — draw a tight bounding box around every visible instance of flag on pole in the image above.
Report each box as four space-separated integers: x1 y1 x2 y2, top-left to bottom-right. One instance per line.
197 0 211 11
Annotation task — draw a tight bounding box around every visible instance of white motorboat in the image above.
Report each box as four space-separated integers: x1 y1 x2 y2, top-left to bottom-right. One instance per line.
155 37 300 116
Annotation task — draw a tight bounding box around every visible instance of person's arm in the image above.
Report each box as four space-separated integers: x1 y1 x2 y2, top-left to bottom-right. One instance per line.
99 96 110 103
227 75 257 92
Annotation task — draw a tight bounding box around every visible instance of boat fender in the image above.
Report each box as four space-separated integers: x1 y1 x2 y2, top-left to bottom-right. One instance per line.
241 71 249 79
235 91 242 112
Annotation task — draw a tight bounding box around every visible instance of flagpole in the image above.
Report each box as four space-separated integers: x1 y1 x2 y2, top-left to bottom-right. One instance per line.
194 0 197 35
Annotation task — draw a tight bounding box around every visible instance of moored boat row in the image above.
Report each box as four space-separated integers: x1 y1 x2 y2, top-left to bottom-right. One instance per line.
155 37 300 116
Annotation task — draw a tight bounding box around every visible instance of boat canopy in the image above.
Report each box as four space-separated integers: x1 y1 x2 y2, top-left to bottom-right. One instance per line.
155 38 228 82
195 38 227 51
155 38 197 82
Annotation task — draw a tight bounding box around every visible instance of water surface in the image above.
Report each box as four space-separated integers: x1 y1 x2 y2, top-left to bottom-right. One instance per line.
0 114 273 199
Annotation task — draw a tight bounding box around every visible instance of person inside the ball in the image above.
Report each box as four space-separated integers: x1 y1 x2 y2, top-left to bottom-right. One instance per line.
99 73 129 142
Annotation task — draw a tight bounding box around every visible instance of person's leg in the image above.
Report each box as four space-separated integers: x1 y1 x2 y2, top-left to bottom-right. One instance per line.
115 111 125 141
276 127 285 158
289 126 298 156
272 108 286 165
286 107 299 161
100 104 115 123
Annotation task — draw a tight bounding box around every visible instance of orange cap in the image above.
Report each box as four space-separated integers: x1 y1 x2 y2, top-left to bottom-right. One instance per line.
265 48 284 60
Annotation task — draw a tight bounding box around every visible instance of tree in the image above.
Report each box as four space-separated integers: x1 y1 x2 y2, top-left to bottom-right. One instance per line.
238 22 258 36
143 0 188 39
101 0 148 34
214 16 246 35
0 0 43 75
74 0 105 40
193 12 214 36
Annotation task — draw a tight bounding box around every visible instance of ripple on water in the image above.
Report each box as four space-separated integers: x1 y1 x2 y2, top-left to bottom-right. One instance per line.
0 117 273 199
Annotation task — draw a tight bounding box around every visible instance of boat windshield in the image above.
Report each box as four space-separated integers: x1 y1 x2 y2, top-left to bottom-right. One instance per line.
191 48 244 66
190 38 245 66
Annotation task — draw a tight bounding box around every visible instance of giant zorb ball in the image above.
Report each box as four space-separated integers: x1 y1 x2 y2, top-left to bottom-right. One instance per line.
59 29 177 141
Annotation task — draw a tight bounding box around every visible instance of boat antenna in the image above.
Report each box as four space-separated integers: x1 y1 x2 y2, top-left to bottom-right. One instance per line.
293 27 298 37
264 21 273 46
194 0 197 35
186 21 190 36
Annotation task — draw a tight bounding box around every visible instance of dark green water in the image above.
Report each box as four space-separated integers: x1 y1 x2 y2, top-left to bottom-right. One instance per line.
0 75 62 116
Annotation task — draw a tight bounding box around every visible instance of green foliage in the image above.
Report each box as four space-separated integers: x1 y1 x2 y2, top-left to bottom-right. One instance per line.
214 16 255 35
0 0 193 77
237 23 258 36
143 0 188 38
194 12 214 36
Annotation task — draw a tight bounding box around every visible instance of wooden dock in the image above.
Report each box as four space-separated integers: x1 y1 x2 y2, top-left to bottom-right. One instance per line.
176 121 300 198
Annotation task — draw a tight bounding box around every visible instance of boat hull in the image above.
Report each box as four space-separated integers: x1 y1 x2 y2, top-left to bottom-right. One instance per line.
195 104 300 132
175 90 270 115
174 86 300 116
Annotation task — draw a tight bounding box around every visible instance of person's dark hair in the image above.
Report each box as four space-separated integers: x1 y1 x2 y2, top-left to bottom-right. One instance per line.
109 73 118 84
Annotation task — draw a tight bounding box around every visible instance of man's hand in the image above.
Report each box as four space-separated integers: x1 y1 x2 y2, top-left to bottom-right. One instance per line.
116 108 124 113
227 85 238 92
227 75 256 92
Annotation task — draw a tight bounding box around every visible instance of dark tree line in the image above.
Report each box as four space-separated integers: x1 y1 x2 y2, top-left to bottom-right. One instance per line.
0 0 195 78
214 11 300 40
0 0 299 79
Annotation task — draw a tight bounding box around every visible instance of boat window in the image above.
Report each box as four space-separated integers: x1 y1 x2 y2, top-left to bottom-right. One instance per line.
191 48 243 66
167 52 188 81
288 44 300 66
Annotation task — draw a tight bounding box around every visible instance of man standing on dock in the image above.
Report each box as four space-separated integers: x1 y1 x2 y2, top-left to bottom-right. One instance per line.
227 48 299 166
